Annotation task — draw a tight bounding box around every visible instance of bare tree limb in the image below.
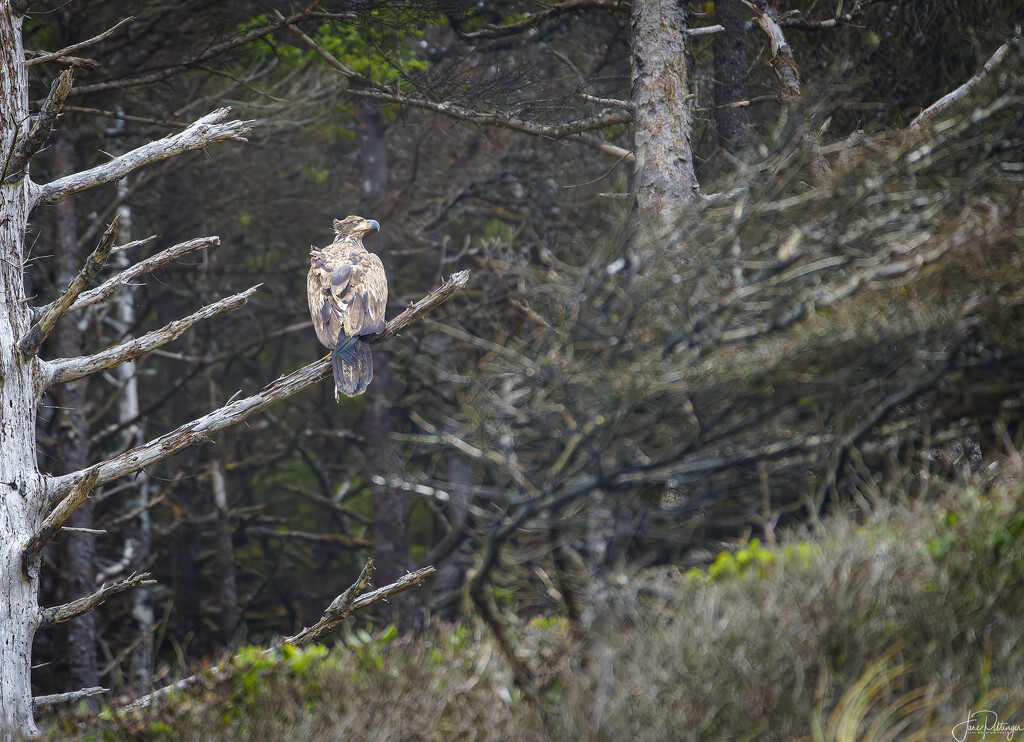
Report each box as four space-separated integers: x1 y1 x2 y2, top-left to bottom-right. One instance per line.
20 215 119 356
38 572 155 630
32 686 107 712
22 468 99 578
118 564 436 713
25 17 134 67
285 563 436 647
66 236 217 313
688 24 724 36
908 37 1018 134
367 269 470 345
46 285 260 387
45 271 470 506
31 108 254 208
2 68 73 185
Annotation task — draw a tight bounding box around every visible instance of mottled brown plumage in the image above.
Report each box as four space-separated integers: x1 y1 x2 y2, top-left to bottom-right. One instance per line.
307 216 387 397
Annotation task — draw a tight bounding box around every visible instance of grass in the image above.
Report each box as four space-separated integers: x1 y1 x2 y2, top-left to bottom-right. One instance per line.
45 461 1024 741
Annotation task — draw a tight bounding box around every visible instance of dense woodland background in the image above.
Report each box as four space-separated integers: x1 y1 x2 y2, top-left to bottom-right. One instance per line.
10 0 1024 737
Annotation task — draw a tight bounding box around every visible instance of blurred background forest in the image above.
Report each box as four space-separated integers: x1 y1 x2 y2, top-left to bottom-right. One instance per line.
18 0 1024 736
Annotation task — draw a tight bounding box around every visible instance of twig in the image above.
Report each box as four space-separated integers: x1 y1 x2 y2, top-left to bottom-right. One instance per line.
38 572 155 630
45 272 470 506
45 285 260 387
20 216 119 356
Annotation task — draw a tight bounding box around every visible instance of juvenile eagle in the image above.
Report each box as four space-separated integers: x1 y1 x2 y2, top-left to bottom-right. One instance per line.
307 216 387 398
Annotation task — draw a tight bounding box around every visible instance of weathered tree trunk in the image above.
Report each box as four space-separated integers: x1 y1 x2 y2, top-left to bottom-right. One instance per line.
0 5 46 738
630 0 699 225
209 374 240 644
52 131 100 701
713 0 751 153
110 184 155 685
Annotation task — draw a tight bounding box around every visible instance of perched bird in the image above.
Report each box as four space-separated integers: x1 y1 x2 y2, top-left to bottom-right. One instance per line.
307 216 388 398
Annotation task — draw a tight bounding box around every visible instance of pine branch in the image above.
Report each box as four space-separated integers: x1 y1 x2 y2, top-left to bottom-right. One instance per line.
20 215 119 357
38 572 155 630
45 285 261 387
282 19 633 140
31 108 254 208
458 0 628 40
45 272 471 506
25 16 133 67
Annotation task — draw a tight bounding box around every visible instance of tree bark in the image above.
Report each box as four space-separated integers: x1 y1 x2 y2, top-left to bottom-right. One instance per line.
51 130 100 703
630 0 699 225
713 0 751 153
0 5 46 738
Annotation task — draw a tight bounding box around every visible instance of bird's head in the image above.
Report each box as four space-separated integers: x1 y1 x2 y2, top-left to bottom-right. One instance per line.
333 215 380 240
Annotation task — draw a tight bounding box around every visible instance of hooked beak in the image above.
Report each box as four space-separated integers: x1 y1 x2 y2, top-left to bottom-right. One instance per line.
366 219 380 232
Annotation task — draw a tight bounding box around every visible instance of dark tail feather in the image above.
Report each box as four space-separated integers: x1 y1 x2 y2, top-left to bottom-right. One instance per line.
331 335 373 398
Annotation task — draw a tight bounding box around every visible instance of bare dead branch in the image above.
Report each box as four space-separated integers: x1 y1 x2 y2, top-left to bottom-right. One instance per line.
368 269 470 345
38 572 155 630
25 17 134 67
688 24 724 36
66 236 219 313
3 68 73 185
745 2 801 101
119 564 435 713
20 216 119 356
569 132 634 160
286 564 436 647
32 686 107 712
31 108 254 208
45 272 470 506
458 0 628 40
908 37 1018 134
46 285 260 387
22 468 99 578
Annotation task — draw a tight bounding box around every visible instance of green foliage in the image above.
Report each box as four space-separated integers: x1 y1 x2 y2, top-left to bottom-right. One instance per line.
236 14 427 85
686 538 816 583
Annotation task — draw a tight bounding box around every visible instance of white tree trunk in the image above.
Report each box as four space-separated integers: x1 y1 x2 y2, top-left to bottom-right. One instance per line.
1 5 45 737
